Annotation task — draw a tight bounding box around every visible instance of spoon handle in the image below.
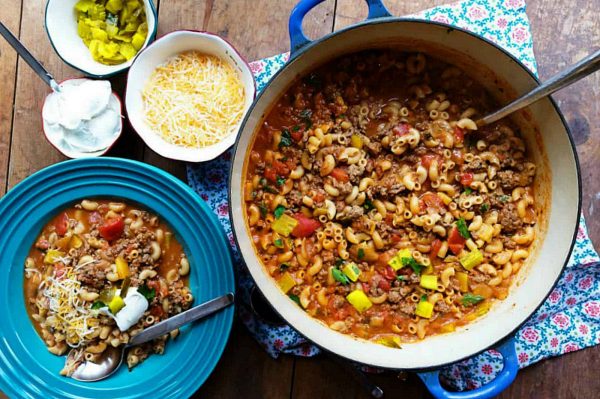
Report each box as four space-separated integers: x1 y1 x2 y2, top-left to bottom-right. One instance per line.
478 48 600 126
0 21 59 91
129 293 234 346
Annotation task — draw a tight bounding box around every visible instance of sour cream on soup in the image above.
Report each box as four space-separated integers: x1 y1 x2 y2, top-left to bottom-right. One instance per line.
100 287 149 332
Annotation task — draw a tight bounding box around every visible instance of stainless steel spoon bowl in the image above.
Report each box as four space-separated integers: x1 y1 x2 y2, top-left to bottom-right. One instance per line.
70 292 234 382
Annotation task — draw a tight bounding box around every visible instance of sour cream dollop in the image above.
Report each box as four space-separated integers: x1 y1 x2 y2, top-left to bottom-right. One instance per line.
100 287 149 332
42 79 122 157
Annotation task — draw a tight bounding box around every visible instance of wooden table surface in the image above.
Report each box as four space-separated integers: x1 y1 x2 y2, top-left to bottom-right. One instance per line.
1 0 598 398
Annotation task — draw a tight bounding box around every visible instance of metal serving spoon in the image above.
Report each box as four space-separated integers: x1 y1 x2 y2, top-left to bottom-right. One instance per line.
477 48 600 126
70 292 234 382
0 21 60 92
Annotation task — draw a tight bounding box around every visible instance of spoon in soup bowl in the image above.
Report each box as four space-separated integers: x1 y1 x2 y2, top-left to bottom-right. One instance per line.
69 292 234 382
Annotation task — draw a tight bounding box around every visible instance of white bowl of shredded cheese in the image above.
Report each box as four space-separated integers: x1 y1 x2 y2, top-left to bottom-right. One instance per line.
125 30 256 162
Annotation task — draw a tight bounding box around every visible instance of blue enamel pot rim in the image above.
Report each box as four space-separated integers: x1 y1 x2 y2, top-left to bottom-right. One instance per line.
0 157 235 399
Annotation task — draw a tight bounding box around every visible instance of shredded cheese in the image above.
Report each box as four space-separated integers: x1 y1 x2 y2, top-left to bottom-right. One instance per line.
142 51 246 148
42 265 99 347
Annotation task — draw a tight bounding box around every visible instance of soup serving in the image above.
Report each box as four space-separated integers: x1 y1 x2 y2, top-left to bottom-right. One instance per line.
243 50 537 345
24 199 193 376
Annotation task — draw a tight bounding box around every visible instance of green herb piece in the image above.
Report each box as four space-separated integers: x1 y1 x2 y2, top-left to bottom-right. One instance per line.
279 129 292 147
396 275 406 282
138 284 156 302
363 199 374 211
91 301 105 310
276 176 287 186
106 13 118 26
274 205 286 219
280 263 290 271
421 294 428 302
303 73 322 88
357 248 365 260
332 268 350 285
260 177 267 187
335 258 344 267
274 238 284 248
402 256 424 275
461 293 485 306
456 218 471 239
499 194 511 202
259 203 268 217
480 203 489 213
300 109 313 128
264 185 278 194
464 187 472 195
288 294 301 306
292 125 301 132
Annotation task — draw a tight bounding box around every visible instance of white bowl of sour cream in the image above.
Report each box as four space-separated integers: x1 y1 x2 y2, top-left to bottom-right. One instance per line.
42 78 123 158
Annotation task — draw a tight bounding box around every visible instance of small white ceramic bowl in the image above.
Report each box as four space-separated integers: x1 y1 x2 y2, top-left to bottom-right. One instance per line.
45 0 157 78
125 30 256 162
41 78 123 159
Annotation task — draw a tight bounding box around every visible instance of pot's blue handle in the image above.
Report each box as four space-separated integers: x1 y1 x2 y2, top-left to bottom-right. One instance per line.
289 0 391 56
418 338 518 399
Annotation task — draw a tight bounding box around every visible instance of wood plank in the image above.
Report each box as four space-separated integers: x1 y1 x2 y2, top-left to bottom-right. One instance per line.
204 0 335 61
526 0 600 248
0 0 22 195
195 320 296 399
6 0 73 189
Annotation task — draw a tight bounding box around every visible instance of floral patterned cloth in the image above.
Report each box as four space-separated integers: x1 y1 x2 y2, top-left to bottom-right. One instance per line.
186 0 600 390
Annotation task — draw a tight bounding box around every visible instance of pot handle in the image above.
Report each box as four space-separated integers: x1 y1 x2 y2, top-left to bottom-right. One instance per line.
289 0 391 56
417 338 519 399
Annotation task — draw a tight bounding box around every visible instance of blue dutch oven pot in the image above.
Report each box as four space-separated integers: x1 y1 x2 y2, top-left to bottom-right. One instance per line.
229 0 581 398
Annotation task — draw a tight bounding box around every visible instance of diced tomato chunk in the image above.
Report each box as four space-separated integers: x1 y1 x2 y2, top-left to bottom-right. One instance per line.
430 239 442 258
381 266 396 281
98 216 125 241
460 172 474 186
390 234 402 244
312 192 325 203
448 226 466 255
291 130 303 141
420 154 441 169
392 123 410 136
378 279 391 291
272 160 290 176
264 167 277 183
150 305 165 318
454 126 465 143
54 213 69 236
421 192 445 209
330 168 349 182
291 214 320 238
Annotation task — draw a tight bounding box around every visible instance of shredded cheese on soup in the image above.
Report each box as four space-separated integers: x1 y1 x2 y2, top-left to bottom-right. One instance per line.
41 265 99 347
142 51 246 148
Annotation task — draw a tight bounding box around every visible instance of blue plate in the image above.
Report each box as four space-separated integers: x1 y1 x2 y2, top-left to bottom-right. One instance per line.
0 157 235 399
